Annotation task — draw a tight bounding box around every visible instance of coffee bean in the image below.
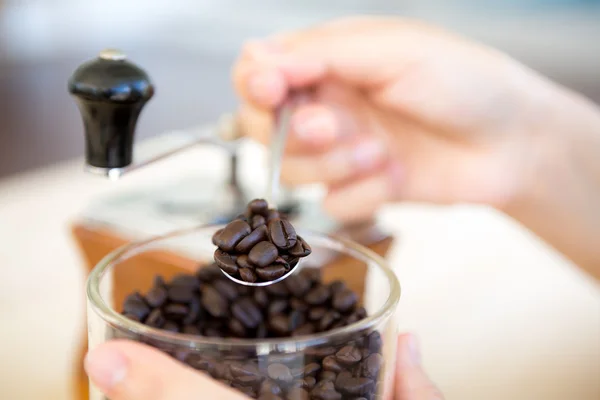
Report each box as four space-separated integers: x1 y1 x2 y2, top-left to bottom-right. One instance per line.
214 249 239 275
234 384 256 397
170 274 200 289
201 286 229 318
228 318 247 337
268 218 297 250
290 298 308 312
265 282 289 297
269 314 290 335
168 284 196 303
196 264 222 282
123 313 140 322
182 324 200 335
308 307 327 321
329 280 346 293
182 296 202 325
273 256 290 271
267 363 293 383
322 355 344 372
256 265 287 281
318 311 341 331
236 254 252 269
123 292 150 320
145 286 168 308
235 225 268 253
163 321 179 332
287 236 312 258
303 376 317 390
305 285 331 306
318 371 338 382
268 299 288 315
284 274 311 298
367 332 383 354
265 209 281 222
239 268 257 283
306 347 337 358
287 387 309 400
289 380 306 389
299 268 321 285
248 199 269 216
259 379 283 396
257 395 283 400
213 279 239 301
288 310 305 332
253 289 268 307
164 303 189 321
251 215 267 229
212 229 224 246
292 323 315 336
311 380 342 400
256 323 268 338
335 371 374 396
361 354 383 379
145 308 165 327
231 298 263 329
335 345 362 365
230 363 262 383
248 241 279 268
215 220 252 251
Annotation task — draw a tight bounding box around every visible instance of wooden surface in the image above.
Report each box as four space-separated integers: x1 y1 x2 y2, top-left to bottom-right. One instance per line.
71 223 393 400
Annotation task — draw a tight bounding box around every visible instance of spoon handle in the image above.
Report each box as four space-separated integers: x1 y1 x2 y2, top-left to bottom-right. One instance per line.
266 98 294 208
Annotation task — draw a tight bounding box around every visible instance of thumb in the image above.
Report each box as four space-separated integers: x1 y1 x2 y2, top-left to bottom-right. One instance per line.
395 334 444 400
84 340 248 400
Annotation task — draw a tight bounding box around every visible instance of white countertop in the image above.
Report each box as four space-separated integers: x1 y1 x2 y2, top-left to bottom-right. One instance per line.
0 143 598 400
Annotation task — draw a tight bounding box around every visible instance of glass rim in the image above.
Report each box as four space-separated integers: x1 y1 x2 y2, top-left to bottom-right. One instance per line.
86 224 401 350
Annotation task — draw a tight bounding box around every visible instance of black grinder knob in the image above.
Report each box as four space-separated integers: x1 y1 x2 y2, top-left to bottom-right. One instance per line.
68 49 154 170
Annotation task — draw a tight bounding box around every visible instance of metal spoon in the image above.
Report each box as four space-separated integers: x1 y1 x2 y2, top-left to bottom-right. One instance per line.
222 96 304 286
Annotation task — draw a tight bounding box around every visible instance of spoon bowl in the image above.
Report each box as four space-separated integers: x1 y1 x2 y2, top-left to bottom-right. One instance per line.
221 260 303 287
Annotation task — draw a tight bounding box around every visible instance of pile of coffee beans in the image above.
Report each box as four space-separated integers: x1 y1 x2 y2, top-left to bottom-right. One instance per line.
120 264 384 399
211 199 312 283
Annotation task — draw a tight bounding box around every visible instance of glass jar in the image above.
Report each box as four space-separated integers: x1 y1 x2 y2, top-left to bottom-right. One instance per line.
87 225 400 400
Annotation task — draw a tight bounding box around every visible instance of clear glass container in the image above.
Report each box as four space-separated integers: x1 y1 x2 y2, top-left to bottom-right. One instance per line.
87 225 400 400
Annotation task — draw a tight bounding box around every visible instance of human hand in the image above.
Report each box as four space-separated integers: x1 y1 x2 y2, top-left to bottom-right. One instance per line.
84 333 442 400
232 16 557 222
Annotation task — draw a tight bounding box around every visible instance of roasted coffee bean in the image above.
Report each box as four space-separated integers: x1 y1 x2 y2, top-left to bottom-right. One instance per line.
288 310 305 332
170 274 200 288
268 299 288 315
145 286 168 308
268 218 297 250
284 274 311 298
335 345 362 365
287 236 312 258
228 318 247 337
267 363 293 383
212 229 224 246
182 296 202 325
257 395 283 400
260 380 283 396
248 198 269 215
144 308 165 327
287 387 309 400
319 311 341 331
322 356 344 372
213 279 239 301
236 254 252 269
311 380 342 400
239 268 257 283
303 376 317 390
319 371 338 382
308 307 327 321
185 354 215 372
266 282 289 297
256 265 287 281
231 298 263 329
251 215 267 229
201 286 229 318
248 241 279 268
123 292 150 321
361 354 383 379
299 267 321 285
163 321 179 332
235 225 268 253
215 220 252 251
256 323 268 338
182 324 200 335
273 256 290 271
164 303 189 320
253 289 268 307
265 209 281 222
269 314 290 335
306 346 337 358
168 284 196 303
230 363 262 382
214 249 239 275
305 285 331 306
196 264 222 282
367 332 383 354
329 280 346 293
292 323 315 336
290 298 308 312
335 371 374 396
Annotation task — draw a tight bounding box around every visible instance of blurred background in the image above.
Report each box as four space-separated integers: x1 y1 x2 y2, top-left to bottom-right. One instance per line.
0 0 599 178
1 1 599 400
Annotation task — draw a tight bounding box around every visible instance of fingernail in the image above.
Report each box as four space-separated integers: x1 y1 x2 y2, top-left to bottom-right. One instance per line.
84 347 128 391
248 71 284 104
406 334 422 366
353 139 386 170
293 112 336 143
